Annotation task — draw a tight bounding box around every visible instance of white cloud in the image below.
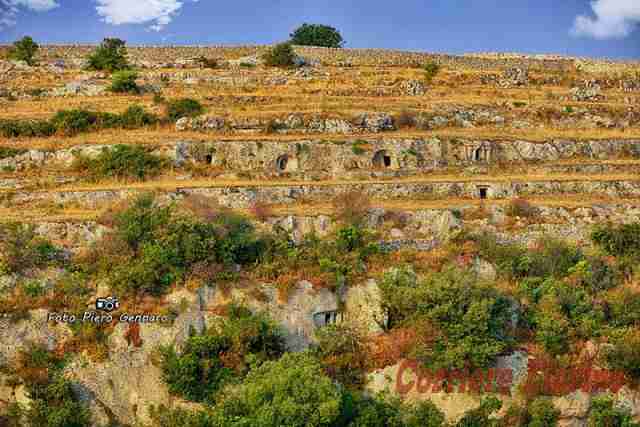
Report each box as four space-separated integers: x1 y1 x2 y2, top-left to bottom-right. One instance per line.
95 0 195 31
572 0 640 39
0 0 58 28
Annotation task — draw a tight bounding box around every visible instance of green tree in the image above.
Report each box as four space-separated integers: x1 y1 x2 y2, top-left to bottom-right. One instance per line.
290 23 344 48
86 38 129 72
605 328 640 381
423 61 440 84
587 394 640 427
161 306 284 403
211 353 347 426
379 266 514 371
455 397 502 427
8 36 39 65
527 398 560 427
262 42 297 68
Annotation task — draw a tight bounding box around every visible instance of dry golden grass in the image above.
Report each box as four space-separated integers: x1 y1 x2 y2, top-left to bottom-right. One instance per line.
2 193 639 224
1 64 638 148
1 125 639 152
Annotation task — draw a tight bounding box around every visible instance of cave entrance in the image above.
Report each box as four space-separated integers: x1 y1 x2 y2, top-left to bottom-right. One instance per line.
478 186 489 200
373 150 392 168
474 148 483 162
276 155 288 172
205 154 213 164
313 311 340 328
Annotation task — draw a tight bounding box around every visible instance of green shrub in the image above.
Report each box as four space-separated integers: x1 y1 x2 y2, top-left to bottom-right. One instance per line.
118 105 159 128
22 280 45 298
533 295 570 355
587 394 639 427
8 36 39 65
566 257 620 293
50 109 99 136
86 38 129 72
500 398 560 427
0 147 27 159
153 93 167 105
0 119 56 138
454 396 502 427
605 289 640 328
1 106 158 139
604 328 640 380
348 392 446 427
72 144 166 182
86 194 264 295
149 406 214 427
380 266 514 370
527 398 560 427
423 61 441 84
474 233 583 280
351 141 367 155
10 346 91 427
315 324 369 388
262 42 296 68
110 70 140 94
289 23 344 48
166 98 204 122
592 222 640 259
161 306 284 403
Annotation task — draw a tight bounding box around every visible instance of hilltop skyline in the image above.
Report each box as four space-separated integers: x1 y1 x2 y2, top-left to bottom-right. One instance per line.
0 1 639 59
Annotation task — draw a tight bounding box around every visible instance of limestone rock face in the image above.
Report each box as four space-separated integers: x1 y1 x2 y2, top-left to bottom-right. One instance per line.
571 80 604 102
175 116 225 131
472 257 497 281
0 309 73 366
399 79 426 96
353 112 395 133
501 67 529 87
343 279 386 333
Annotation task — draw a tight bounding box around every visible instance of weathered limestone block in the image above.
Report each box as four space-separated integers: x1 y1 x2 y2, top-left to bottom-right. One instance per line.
0 309 73 365
343 279 386 333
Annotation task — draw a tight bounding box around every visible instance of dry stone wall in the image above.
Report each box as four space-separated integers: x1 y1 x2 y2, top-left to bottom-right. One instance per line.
3 44 575 71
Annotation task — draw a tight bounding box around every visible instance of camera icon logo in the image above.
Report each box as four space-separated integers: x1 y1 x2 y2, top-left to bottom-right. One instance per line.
95 296 119 312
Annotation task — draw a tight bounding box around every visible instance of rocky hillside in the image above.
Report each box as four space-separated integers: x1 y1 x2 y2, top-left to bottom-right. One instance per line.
1 42 640 427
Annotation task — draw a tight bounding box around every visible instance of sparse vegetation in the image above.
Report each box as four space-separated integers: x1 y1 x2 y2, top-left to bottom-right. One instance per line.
332 190 371 225
0 223 61 274
505 198 537 218
72 144 166 181
0 105 158 138
3 345 91 427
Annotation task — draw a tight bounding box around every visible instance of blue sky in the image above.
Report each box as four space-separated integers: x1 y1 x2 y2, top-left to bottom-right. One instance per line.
1 0 639 59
